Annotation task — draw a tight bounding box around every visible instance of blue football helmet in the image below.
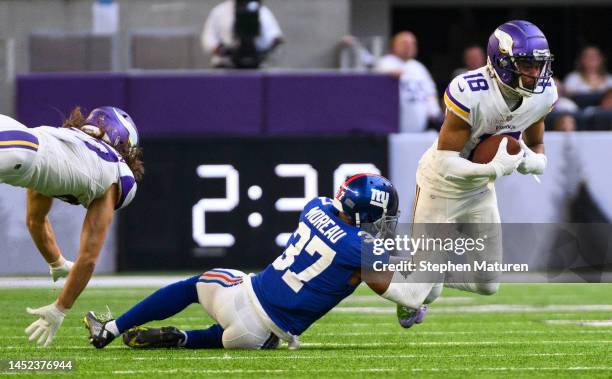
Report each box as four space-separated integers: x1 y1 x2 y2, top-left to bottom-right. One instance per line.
487 20 554 97
333 173 399 236
84 106 139 149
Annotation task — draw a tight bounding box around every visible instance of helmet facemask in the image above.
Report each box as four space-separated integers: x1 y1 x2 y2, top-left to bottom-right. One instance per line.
495 54 554 97
372 210 400 239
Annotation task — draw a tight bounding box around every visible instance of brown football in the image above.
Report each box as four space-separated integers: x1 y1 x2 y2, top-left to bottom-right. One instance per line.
470 134 521 164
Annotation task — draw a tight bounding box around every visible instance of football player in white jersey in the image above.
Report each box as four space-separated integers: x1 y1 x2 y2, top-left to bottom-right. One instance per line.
396 20 558 328
0 106 143 347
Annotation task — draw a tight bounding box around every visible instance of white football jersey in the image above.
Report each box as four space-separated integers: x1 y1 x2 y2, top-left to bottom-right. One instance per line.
9 126 137 209
417 66 558 198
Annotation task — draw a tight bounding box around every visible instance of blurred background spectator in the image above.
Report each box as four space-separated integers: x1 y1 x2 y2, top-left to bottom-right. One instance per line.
563 46 612 97
552 77 579 114
201 0 283 68
376 31 418 77
451 44 486 79
338 35 377 70
552 112 577 132
600 88 612 110
375 31 441 133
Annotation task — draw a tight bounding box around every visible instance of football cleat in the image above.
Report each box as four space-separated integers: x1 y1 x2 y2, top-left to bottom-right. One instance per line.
49 260 73 282
83 311 115 349
397 304 428 329
122 326 185 348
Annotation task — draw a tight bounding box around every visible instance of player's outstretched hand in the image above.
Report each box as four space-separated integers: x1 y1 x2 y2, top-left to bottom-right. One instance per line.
25 303 66 347
488 138 524 179
517 140 547 175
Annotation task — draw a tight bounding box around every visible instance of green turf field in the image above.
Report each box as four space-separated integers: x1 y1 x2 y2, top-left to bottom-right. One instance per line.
1 282 611 378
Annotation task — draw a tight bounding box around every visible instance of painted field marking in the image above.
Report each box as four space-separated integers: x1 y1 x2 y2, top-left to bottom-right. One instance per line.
545 320 612 327
332 304 612 314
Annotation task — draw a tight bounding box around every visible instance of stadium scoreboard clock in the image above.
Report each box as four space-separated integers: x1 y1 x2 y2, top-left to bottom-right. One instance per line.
119 136 388 271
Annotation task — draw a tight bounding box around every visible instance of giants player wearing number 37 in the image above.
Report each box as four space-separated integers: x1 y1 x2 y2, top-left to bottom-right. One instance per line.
0 107 143 347
396 20 558 327
84 174 430 350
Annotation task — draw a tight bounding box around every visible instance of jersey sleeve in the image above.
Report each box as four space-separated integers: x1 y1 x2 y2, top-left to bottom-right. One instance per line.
543 80 559 116
443 75 473 126
115 163 137 210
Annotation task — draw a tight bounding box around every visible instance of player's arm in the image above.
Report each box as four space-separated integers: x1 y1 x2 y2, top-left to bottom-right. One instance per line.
364 269 432 310
57 184 118 310
25 185 118 347
517 117 547 175
26 189 62 265
435 111 522 180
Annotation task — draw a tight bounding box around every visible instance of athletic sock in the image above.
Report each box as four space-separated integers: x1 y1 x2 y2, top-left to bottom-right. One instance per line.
182 324 224 349
115 275 200 334
105 320 120 337
49 256 66 268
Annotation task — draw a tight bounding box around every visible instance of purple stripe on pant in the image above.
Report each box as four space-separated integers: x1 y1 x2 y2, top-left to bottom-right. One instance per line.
0 144 38 152
0 130 39 145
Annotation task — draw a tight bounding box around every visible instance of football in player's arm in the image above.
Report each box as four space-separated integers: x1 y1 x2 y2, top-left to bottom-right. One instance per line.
84 174 428 350
0 107 143 347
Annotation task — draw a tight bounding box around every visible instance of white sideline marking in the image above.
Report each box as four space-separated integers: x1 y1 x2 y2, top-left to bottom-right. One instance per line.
545 320 612 327
97 367 612 375
0 276 188 288
332 304 612 314
12 352 595 362
123 352 596 361
2 341 610 351
3 329 611 342
300 340 612 347
340 295 473 305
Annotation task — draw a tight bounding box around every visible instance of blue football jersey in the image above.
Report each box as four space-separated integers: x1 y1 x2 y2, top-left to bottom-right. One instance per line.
251 197 363 335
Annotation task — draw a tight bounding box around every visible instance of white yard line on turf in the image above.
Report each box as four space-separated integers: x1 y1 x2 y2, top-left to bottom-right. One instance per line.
2 340 610 350
545 320 612 327
0 276 188 288
3 330 612 341
97 367 612 375
339 296 474 304
5 352 595 362
332 304 612 314
300 340 612 347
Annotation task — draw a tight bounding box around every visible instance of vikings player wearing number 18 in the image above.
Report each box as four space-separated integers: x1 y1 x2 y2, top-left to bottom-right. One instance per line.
84 174 429 349
396 20 558 327
0 107 143 347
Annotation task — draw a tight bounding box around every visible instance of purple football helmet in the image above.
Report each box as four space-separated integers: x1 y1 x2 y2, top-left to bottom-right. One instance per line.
487 20 554 97
85 106 139 149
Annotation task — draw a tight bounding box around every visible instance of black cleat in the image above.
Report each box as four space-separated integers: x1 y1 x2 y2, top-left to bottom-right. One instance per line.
83 311 116 349
122 326 185 349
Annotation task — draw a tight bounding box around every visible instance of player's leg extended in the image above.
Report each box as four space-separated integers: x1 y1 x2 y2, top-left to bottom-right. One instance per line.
444 187 502 295
397 186 445 328
196 269 279 349
123 268 279 350
85 274 203 348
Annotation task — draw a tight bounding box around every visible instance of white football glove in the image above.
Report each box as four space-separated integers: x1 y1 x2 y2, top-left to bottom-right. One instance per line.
50 259 73 282
487 137 524 179
25 303 66 347
517 140 547 175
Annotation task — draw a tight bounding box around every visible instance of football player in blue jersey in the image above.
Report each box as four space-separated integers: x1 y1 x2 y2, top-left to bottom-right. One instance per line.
85 173 429 349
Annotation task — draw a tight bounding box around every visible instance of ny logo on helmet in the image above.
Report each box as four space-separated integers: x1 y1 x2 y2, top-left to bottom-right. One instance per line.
370 189 389 209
